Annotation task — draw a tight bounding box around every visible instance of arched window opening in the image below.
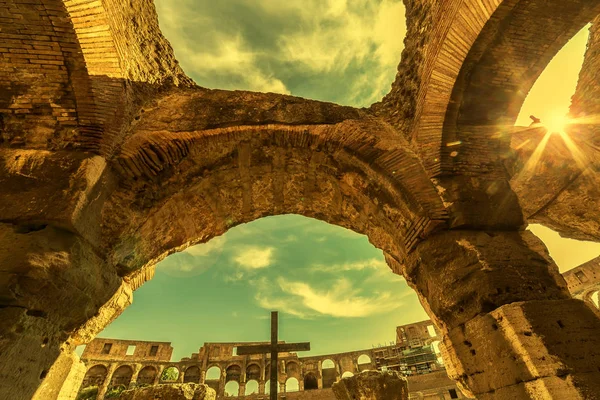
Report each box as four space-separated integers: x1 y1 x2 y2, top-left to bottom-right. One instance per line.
184 366 201 383
205 366 221 380
264 380 281 394
591 291 600 309
160 366 180 382
304 373 318 390
224 380 240 397
246 363 261 381
225 364 242 382
245 379 259 395
136 366 157 386
286 361 300 377
516 25 590 127
80 364 107 389
110 365 134 388
286 377 300 392
321 359 336 389
357 354 371 365
342 371 354 378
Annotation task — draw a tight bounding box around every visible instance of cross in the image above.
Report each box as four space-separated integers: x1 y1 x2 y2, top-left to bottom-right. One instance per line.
236 311 310 400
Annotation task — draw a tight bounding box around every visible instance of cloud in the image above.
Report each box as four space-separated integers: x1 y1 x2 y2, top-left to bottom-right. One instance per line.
233 246 275 269
158 236 227 276
313 258 387 273
154 0 406 107
253 276 402 318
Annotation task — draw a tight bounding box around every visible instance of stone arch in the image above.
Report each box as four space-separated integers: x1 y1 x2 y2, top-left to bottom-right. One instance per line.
285 361 301 379
184 365 201 383
342 371 354 378
396 0 600 176
225 364 242 382
159 366 180 382
246 363 261 381
265 380 281 394
245 379 259 395
136 366 157 386
110 365 134 388
357 354 371 365
205 365 221 380
224 380 240 396
107 111 447 274
80 364 108 389
321 359 337 389
286 377 300 392
303 373 318 390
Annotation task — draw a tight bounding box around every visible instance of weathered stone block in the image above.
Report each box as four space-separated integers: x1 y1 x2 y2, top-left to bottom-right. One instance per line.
331 370 408 400
117 383 216 400
403 230 571 329
442 299 600 396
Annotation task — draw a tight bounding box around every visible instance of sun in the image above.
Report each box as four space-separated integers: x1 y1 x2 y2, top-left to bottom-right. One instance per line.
545 114 570 133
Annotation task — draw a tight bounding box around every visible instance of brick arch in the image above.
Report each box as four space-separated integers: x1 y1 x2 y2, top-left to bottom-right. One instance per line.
136 365 157 385
441 0 600 175
109 364 134 388
389 0 600 176
80 364 108 389
103 92 447 273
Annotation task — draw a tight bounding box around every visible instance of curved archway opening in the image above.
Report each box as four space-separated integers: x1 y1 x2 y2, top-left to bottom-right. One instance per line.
137 366 157 386
286 377 300 392
357 354 371 365
592 291 600 309
110 365 133 389
225 365 242 383
246 364 261 382
304 373 318 390
79 364 107 393
205 366 221 381
321 359 336 388
342 371 354 378
184 366 201 383
224 380 240 397
153 1 407 108
264 380 281 394
160 366 180 382
245 379 259 395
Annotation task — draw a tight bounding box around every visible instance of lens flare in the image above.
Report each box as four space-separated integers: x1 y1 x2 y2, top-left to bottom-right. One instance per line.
545 114 570 133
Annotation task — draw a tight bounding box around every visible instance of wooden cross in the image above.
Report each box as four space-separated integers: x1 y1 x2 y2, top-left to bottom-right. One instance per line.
236 311 310 400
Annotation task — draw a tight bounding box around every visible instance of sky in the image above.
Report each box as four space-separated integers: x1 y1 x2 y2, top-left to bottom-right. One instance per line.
87 2 600 362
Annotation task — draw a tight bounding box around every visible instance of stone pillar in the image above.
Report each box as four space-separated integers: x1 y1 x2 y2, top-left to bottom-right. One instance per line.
239 381 246 396
98 364 118 399
0 224 121 400
400 230 600 399
259 381 265 395
153 366 164 385
317 364 323 389
32 350 87 400
279 382 285 394
130 364 142 388
299 378 304 391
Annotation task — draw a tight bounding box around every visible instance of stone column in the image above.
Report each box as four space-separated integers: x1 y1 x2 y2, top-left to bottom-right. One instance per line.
279 382 285 394
153 366 164 385
98 364 118 399
0 224 121 400
399 230 600 399
130 364 142 388
258 381 265 395
317 364 323 389
239 381 246 396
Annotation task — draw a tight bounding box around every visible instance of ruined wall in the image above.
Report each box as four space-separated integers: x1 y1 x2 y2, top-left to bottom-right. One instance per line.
82 338 173 362
396 320 440 347
571 16 600 118
562 256 600 305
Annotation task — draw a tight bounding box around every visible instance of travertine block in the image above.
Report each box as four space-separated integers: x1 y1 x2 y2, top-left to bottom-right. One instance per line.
443 299 600 396
331 370 408 400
